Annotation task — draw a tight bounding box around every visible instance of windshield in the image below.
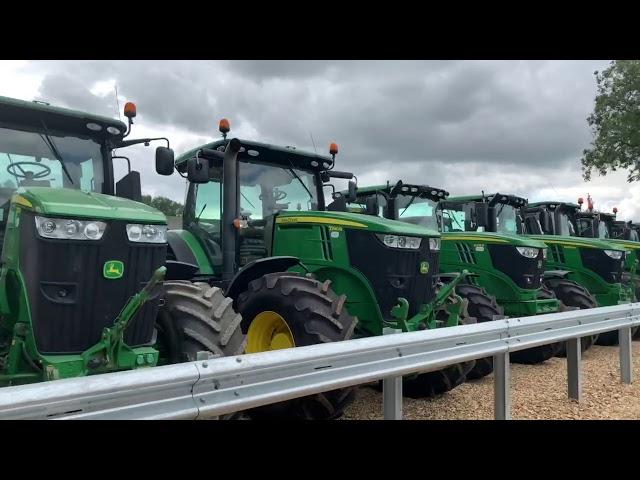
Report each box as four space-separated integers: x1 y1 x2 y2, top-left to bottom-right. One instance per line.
194 160 319 223
441 203 479 232
495 203 518 234
0 127 104 204
558 211 577 236
597 219 610 239
630 229 640 242
395 194 439 230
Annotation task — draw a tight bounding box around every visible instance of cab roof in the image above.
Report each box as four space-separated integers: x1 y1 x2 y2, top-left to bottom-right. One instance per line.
0 95 127 140
356 183 449 201
527 201 581 210
447 193 528 207
175 138 335 172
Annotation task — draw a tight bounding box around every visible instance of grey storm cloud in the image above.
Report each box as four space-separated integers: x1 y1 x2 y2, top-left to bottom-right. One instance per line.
23 60 610 203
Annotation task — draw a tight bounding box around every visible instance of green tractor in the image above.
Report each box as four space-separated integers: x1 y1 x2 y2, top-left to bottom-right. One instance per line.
521 199 632 346
156 121 492 418
0 96 245 388
346 184 566 375
572 196 640 339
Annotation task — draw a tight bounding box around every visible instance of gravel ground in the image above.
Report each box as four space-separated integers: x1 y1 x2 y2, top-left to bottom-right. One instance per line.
341 341 640 420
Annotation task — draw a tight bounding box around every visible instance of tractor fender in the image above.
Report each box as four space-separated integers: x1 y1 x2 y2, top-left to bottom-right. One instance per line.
543 270 572 279
225 256 301 303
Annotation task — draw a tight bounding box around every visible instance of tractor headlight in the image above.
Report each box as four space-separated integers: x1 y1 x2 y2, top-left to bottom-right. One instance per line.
35 216 106 240
126 224 167 243
376 234 422 249
429 238 440 251
516 246 540 259
604 249 623 260
542 248 547 259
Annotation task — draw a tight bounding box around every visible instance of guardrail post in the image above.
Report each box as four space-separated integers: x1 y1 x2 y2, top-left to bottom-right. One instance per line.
619 326 633 384
566 337 581 401
382 328 403 420
493 352 511 420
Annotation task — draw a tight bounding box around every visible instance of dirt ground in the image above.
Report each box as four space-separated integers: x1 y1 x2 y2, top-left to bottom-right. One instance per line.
341 341 640 420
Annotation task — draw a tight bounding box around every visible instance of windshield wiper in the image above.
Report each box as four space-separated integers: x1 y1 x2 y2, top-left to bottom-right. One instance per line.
39 121 74 185
399 194 418 217
286 164 313 201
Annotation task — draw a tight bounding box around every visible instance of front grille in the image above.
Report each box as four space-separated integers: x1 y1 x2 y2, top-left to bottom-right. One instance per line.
455 243 477 264
345 230 437 320
488 244 545 289
579 248 624 284
549 244 566 263
20 212 167 354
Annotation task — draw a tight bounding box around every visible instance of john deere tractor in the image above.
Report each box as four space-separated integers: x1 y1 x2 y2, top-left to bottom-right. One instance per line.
156 120 484 419
572 196 640 339
347 184 564 376
0 96 245 389
522 200 632 346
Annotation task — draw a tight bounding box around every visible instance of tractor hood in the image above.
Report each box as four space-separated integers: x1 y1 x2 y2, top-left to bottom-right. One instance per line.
276 210 440 237
12 187 167 224
442 231 547 248
606 238 640 251
527 234 627 252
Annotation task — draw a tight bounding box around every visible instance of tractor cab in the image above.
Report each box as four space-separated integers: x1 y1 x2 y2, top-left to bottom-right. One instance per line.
169 124 353 278
522 201 581 237
438 193 528 235
347 182 448 231
617 222 640 242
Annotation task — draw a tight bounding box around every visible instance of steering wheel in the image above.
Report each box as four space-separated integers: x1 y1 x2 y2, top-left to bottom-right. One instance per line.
7 162 51 180
274 189 287 201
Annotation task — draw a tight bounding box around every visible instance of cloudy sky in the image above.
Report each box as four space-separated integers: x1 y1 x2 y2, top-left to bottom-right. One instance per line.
1 60 637 219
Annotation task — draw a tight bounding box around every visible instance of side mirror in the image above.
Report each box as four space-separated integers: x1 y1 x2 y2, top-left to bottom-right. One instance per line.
187 157 210 184
474 202 489 227
345 180 357 202
365 196 379 216
156 147 175 176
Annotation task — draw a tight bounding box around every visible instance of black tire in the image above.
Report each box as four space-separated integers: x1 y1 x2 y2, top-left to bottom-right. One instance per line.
455 283 504 379
155 281 246 363
236 272 358 420
508 284 564 364
633 285 640 340
399 312 477 398
543 278 599 353
154 281 247 420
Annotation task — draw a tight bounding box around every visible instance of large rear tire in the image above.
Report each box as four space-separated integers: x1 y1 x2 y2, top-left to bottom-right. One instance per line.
155 281 246 363
509 284 564 364
401 314 477 399
236 272 357 420
543 278 599 354
155 281 247 420
455 283 504 380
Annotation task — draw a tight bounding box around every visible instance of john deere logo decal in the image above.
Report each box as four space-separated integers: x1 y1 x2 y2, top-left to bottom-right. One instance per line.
103 260 124 279
420 261 430 274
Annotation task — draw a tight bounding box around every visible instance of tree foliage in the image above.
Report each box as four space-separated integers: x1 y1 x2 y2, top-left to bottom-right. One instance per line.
140 194 184 217
581 60 640 182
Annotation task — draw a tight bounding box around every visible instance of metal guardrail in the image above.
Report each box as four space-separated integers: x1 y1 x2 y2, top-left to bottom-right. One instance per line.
0 303 638 420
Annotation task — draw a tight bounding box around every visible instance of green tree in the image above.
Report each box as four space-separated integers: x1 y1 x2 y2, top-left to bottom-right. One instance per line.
140 194 184 216
581 60 640 181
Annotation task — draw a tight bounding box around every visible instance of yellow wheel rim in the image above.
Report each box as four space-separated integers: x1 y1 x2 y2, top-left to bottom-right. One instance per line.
245 311 295 353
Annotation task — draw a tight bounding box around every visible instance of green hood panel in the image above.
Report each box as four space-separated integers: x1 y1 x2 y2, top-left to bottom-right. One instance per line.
14 187 166 224
276 210 440 237
528 234 627 252
442 231 547 248
606 238 640 250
